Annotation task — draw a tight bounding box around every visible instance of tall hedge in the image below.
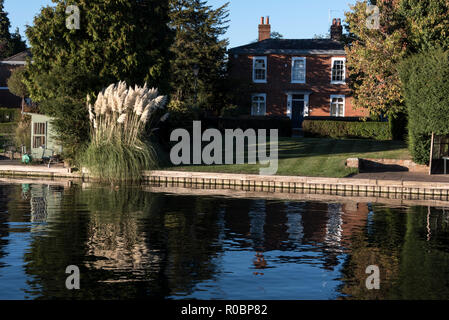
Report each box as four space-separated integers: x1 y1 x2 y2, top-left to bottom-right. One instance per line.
398 47 449 164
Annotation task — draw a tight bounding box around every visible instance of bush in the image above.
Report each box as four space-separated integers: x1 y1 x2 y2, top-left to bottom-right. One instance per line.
398 47 449 164
80 82 167 182
0 122 17 134
13 115 31 150
302 120 392 140
0 108 21 123
203 116 292 137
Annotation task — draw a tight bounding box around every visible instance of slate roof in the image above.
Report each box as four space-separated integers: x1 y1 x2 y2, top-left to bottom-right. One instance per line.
229 39 346 55
1 49 31 64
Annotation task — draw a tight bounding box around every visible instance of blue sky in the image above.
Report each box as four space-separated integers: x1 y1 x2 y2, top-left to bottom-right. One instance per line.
4 0 357 48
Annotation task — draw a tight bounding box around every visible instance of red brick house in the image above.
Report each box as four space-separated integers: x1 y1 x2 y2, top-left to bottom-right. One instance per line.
228 17 368 129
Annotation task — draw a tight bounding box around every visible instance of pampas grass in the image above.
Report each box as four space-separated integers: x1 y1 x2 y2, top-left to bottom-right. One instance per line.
81 81 167 182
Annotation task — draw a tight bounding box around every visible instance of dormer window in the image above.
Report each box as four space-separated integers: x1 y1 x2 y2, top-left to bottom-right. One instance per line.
253 57 267 83
331 57 346 84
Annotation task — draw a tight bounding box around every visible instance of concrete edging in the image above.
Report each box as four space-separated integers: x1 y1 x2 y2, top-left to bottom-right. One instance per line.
143 170 449 196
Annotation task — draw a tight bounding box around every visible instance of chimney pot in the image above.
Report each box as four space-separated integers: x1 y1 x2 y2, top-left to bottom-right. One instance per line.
261 17 264 25
258 16 271 41
330 17 343 41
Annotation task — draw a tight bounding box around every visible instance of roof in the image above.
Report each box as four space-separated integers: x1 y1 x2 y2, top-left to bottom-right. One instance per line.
229 39 346 55
1 49 31 65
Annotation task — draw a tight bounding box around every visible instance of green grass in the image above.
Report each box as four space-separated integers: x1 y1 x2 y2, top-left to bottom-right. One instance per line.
162 137 410 178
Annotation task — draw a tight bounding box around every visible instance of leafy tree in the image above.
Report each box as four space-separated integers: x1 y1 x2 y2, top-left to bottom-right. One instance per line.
345 0 449 119
398 47 449 164
168 0 229 114
7 66 27 111
345 0 407 118
270 31 284 39
25 0 172 159
0 0 26 59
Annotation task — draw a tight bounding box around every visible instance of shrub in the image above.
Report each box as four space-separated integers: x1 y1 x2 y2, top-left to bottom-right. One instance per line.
0 108 21 123
13 115 31 150
398 47 449 164
0 122 16 134
204 116 292 137
80 81 168 182
302 120 392 140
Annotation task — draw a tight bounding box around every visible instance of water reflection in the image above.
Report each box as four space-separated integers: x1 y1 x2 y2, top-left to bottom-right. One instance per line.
0 181 449 299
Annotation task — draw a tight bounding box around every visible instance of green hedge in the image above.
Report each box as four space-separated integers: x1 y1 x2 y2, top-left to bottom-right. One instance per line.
0 108 21 123
0 122 17 135
398 47 449 165
303 120 392 140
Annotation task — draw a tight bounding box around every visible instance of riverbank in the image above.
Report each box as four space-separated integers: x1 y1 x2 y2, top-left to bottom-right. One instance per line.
1 160 449 197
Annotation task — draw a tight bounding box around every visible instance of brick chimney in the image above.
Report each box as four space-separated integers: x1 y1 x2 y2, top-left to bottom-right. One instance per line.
330 18 343 41
258 16 271 42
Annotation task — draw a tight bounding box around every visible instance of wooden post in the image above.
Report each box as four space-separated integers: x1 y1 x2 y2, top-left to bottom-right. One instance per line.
429 132 435 175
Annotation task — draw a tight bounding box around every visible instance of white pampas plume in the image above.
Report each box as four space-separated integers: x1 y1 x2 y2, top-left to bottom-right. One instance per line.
160 112 170 122
140 106 150 123
117 113 127 124
94 92 103 114
88 104 95 123
100 94 108 115
147 88 158 100
155 95 167 109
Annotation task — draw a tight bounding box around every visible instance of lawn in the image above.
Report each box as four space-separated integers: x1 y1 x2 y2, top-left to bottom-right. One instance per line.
162 137 410 178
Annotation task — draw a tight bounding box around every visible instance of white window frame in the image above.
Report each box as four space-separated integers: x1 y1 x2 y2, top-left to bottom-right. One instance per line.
251 93 267 116
331 57 346 84
252 56 267 83
32 122 47 149
330 95 345 117
291 57 306 84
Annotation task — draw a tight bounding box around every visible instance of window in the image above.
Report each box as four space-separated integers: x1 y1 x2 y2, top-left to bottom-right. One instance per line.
330 95 345 117
292 57 306 83
33 122 46 148
253 57 267 83
251 94 266 116
331 58 346 84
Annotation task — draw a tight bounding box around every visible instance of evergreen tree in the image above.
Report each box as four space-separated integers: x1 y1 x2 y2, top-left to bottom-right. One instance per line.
0 0 26 59
168 0 229 114
25 0 172 159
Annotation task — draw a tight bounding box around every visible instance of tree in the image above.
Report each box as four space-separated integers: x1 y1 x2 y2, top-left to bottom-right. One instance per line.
168 0 229 114
270 31 284 39
345 0 449 119
25 0 172 159
7 66 28 112
398 47 449 164
0 0 26 59
345 0 407 118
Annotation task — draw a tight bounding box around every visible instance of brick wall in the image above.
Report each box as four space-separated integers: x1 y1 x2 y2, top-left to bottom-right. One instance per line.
229 54 368 118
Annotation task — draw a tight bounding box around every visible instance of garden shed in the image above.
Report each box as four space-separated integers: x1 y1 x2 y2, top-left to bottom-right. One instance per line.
26 113 62 160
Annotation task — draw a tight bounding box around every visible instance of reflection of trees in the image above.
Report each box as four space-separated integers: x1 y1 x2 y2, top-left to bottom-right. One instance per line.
23 185 224 299
339 205 449 300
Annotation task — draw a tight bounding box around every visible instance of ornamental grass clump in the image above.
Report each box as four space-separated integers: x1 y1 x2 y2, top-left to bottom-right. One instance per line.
82 81 167 182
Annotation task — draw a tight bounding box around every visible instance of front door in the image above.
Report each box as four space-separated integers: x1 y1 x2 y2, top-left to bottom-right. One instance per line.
291 95 305 128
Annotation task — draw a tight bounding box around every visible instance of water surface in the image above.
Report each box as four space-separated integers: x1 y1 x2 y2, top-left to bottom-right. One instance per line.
0 181 449 300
